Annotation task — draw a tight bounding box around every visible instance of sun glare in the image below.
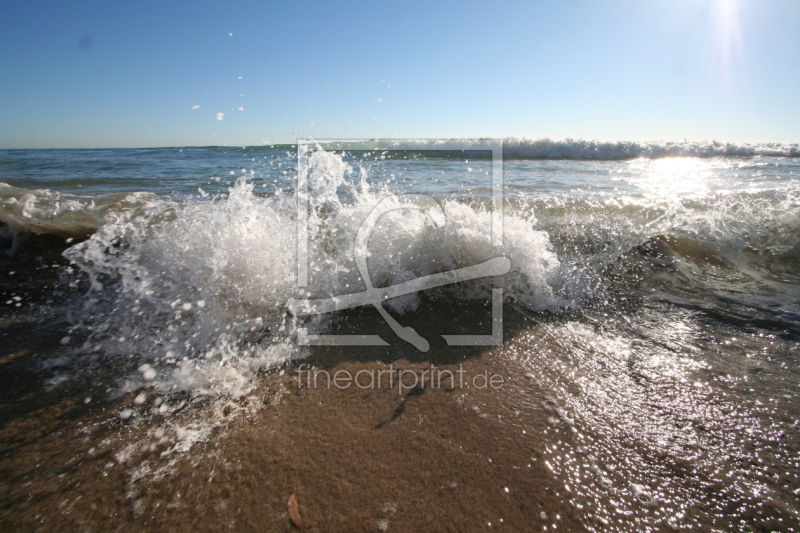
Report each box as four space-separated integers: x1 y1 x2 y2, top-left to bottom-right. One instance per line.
628 157 713 198
713 0 743 87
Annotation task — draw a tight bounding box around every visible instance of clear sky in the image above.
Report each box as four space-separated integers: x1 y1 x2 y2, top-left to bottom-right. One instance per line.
0 0 798 148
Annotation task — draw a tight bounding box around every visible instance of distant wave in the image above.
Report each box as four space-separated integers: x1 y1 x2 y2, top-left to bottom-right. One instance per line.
273 138 800 160
500 138 800 160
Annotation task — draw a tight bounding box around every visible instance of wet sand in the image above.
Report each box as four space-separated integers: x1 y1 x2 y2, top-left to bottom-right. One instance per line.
3 315 800 531
0 345 572 530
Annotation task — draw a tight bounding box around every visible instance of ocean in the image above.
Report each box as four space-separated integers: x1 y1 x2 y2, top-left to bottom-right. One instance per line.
1 139 799 531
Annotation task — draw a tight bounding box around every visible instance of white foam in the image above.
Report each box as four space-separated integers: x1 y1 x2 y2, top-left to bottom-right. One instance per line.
372 137 800 159
62 149 562 397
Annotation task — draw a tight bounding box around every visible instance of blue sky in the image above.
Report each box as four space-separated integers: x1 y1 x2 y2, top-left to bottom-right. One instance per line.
0 0 798 148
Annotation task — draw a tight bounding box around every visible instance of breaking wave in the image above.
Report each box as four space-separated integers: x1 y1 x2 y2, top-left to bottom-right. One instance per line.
305 137 800 160
52 150 561 397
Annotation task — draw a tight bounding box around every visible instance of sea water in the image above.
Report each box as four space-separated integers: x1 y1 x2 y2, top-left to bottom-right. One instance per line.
1 139 799 530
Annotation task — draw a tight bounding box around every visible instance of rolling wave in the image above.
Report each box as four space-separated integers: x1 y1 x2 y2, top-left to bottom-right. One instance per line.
272 138 800 160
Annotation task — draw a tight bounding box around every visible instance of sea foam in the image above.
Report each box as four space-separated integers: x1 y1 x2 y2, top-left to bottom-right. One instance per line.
61 149 561 397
